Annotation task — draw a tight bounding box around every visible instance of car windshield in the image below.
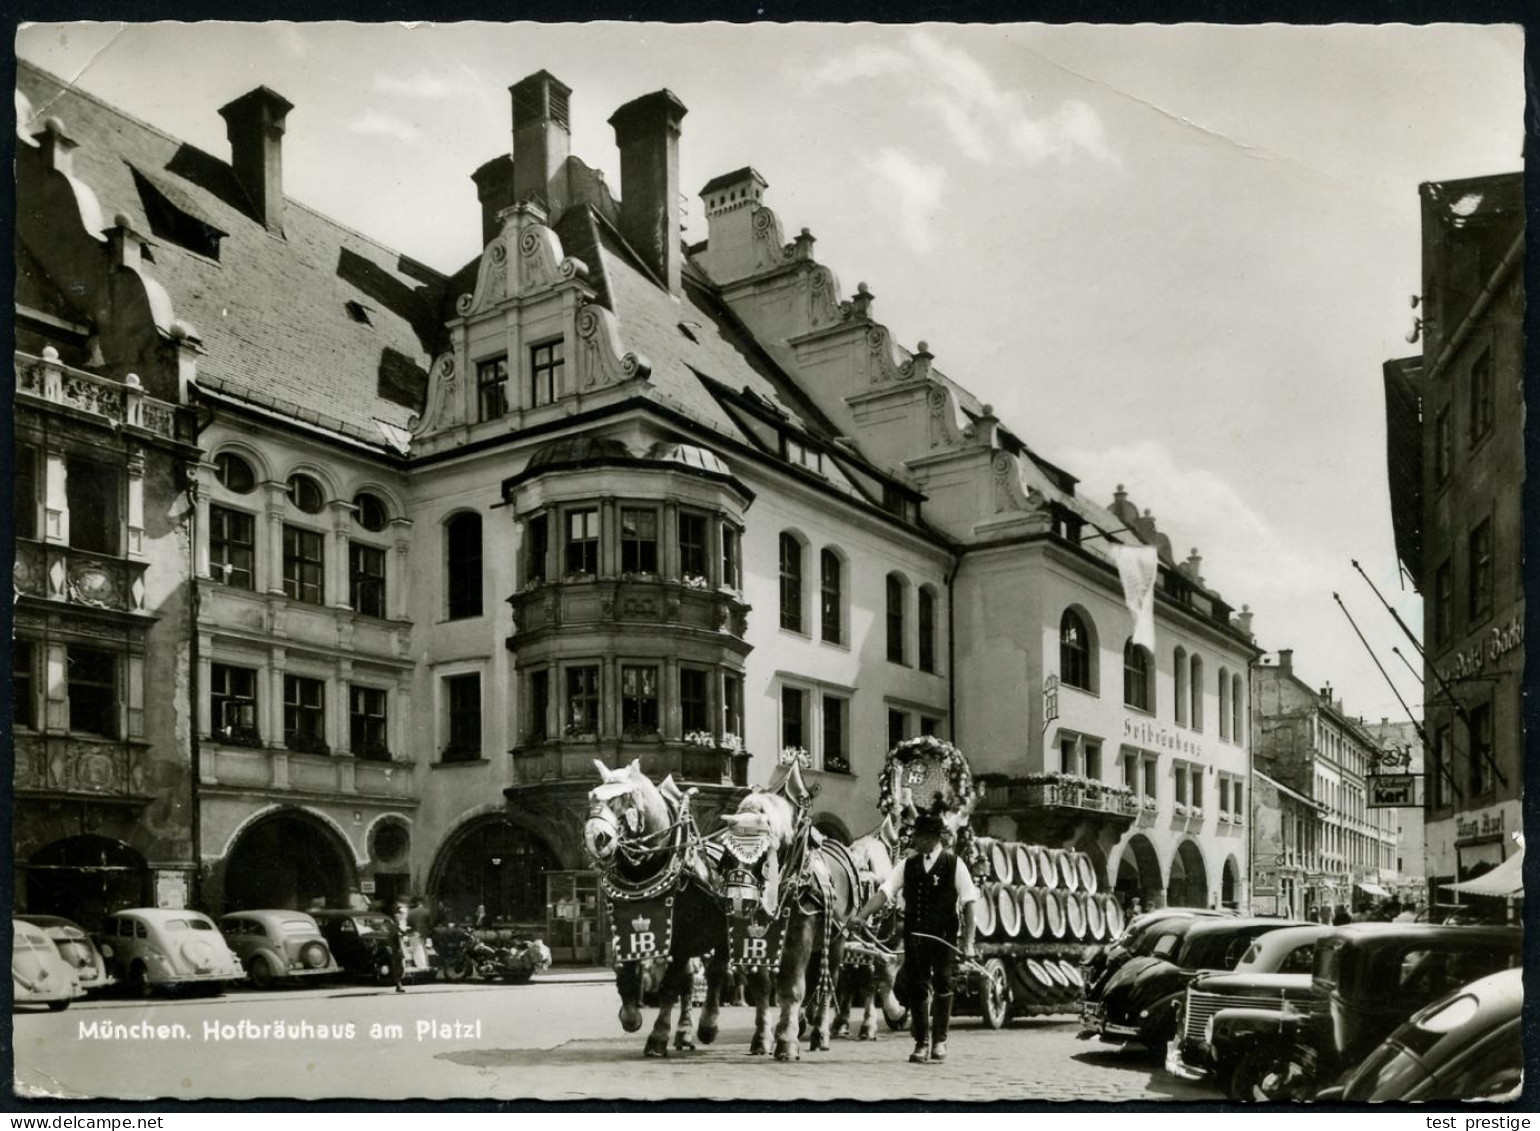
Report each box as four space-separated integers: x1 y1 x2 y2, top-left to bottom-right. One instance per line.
280 920 315 935
352 916 392 937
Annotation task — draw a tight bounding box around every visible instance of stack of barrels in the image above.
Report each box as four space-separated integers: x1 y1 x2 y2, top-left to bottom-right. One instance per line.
970 839 1127 945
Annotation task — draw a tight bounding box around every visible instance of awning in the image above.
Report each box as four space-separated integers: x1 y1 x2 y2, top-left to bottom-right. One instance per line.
1356 881 1392 899
1443 846 1526 898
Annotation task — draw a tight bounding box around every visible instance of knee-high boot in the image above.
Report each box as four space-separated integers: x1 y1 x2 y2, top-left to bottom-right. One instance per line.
909 988 931 1062
929 993 954 1061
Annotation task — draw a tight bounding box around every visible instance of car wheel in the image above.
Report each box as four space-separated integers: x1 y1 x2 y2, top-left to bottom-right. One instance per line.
1138 997 1182 1048
978 958 1011 1030
46 999 70 1012
127 963 153 999
1230 1045 1310 1102
249 955 278 990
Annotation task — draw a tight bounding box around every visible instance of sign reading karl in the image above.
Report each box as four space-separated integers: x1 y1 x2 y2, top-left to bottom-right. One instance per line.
1368 773 1423 808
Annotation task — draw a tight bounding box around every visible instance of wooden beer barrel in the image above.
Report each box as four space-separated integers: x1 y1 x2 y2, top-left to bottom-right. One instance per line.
1038 849 1060 890
1065 891 1088 940
974 889 997 939
1103 894 1126 938
989 840 1014 885
1043 889 1066 939
1076 852 1099 894
1010 842 1037 886
1024 958 1054 989
1057 960 1084 988
994 884 1021 938
1056 849 1080 891
1085 892 1107 940
1019 887 1044 939
1043 959 1069 987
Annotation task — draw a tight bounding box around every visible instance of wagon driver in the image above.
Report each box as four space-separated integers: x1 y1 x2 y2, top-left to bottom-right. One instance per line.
854 811 979 1064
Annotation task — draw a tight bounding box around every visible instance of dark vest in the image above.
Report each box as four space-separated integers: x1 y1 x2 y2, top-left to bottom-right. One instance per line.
903 851 960 940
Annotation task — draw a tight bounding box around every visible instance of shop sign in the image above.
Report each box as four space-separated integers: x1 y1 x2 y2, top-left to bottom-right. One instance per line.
1438 614 1523 683
1122 716 1206 758
1456 808 1506 842
155 870 187 909
360 879 376 894
1368 774 1422 808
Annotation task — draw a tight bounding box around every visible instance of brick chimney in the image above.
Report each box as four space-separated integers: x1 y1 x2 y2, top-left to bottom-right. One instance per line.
696 166 768 283
472 155 515 247
1278 648 1293 676
510 71 572 216
218 87 293 235
610 89 688 295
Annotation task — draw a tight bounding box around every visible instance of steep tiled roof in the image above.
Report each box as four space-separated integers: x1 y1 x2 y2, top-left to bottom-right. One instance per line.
16 61 447 444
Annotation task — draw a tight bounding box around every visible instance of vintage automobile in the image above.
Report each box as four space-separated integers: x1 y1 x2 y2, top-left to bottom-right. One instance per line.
18 914 115 996
310 909 432 984
1080 908 1234 1005
94 909 243 996
219 910 341 988
1165 924 1330 1090
1209 923 1524 1101
1082 916 1307 1046
1322 967 1523 1102
13 919 85 1010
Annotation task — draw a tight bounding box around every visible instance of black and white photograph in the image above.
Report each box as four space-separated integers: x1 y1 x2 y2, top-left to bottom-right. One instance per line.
7 19 1528 1105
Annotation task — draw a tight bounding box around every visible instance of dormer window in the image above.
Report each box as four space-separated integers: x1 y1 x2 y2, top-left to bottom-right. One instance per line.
783 434 822 475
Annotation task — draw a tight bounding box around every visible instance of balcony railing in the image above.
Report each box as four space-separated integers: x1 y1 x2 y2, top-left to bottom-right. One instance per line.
14 733 151 798
508 576 750 641
14 541 151 613
16 350 189 441
512 740 748 788
975 775 1139 822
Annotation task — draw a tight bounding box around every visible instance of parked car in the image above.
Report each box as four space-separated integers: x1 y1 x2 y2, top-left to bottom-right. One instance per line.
219 910 341 988
13 919 84 1010
1080 908 1234 1006
1210 923 1523 1101
310 909 432 984
1322 967 1523 1102
1082 917 1307 1046
93 909 243 996
1165 924 1331 1090
18 914 115 996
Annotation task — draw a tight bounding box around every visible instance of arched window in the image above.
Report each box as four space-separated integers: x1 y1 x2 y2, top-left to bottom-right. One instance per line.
286 473 325 514
215 452 256 494
886 574 907 664
1218 667 1231 740
353 492 389 532
446 513 483 619
918 585 938 674
1232 673 1245 745
1060 609 1093 691
819 549 842 645
1123 640 1152 711
1189 654 1205 732
778 533 803 632
1174 646 1189 726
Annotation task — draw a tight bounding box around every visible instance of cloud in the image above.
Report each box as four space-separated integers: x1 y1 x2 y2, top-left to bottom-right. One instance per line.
806 30 1119 169
372 65 487 101
869 148 947 254
347 110 420 143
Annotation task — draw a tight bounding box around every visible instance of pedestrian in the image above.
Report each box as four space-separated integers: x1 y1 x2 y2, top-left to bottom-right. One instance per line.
383 904 407 993
853 811 979 1064
407 895 434 937
1332 905 1352 926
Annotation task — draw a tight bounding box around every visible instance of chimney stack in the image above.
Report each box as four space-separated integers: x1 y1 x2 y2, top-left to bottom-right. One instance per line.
1278 648 1293 676
610 89 688 295
510 71 572 216
472 155 516 247
218 87 293 235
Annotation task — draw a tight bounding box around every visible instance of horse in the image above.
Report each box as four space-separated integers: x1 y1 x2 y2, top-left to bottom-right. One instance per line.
832 815 904 1041
715 763 861 1061
584 759 729 1058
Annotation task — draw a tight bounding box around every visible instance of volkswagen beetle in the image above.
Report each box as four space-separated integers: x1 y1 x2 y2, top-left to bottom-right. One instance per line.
94 909 243 996
219 910 340 988
17 914 115 996
13 919 84 1010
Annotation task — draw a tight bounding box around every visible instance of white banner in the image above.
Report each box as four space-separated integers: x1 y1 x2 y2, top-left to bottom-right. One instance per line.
1109 544 1159 652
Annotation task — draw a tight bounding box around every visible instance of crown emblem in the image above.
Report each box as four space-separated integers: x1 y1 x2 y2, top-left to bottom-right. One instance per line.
746 921 769 939
631 916 652 933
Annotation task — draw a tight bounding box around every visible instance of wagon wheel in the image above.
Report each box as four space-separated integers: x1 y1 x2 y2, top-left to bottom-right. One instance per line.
978 958 1011 1030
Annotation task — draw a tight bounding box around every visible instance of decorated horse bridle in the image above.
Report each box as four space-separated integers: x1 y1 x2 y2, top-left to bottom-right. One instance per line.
592 789 713 903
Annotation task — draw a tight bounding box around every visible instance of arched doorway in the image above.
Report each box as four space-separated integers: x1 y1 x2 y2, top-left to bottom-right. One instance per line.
27 836 148 931
430 820 559 929
1113 834 1163 915
1221 856 1240 909
1167 839 1210 908
225 810 355 912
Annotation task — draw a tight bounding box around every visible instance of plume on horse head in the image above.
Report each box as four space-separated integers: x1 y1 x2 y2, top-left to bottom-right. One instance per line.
848 815 898 885
585 759 675 866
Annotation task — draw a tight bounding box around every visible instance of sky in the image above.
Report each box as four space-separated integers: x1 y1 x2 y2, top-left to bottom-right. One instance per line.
15 21 1525 727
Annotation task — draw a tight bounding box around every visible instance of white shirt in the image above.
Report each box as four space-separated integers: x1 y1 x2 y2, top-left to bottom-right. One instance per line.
879 846 981 907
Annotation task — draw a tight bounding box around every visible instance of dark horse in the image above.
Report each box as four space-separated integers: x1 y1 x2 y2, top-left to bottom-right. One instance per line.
585 760 728 1058
716 764 861 1061
832 815 904 1041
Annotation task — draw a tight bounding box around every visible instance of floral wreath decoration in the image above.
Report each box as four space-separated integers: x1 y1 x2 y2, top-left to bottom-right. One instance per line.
875 735 982 877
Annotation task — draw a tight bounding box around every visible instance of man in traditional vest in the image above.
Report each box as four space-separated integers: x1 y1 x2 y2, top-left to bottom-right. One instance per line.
854 812 979 1063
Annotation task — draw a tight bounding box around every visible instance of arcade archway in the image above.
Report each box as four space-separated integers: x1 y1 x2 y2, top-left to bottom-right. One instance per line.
26 836 148 931
1221 855 1240 909
429 819 559 928
1167 839 1210 908
1113 834 1163 914
224 810 355 912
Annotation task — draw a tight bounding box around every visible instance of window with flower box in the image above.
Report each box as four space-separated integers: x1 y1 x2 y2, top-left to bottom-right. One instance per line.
681 668 710 735
621 665 659 737
679 512 709 583
526 513 549 584
349 685 389 760
782 686 807 753
566 509 599 577
620 509 658 575
211 664 259 745
822 694 849 773
284 675 328 754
